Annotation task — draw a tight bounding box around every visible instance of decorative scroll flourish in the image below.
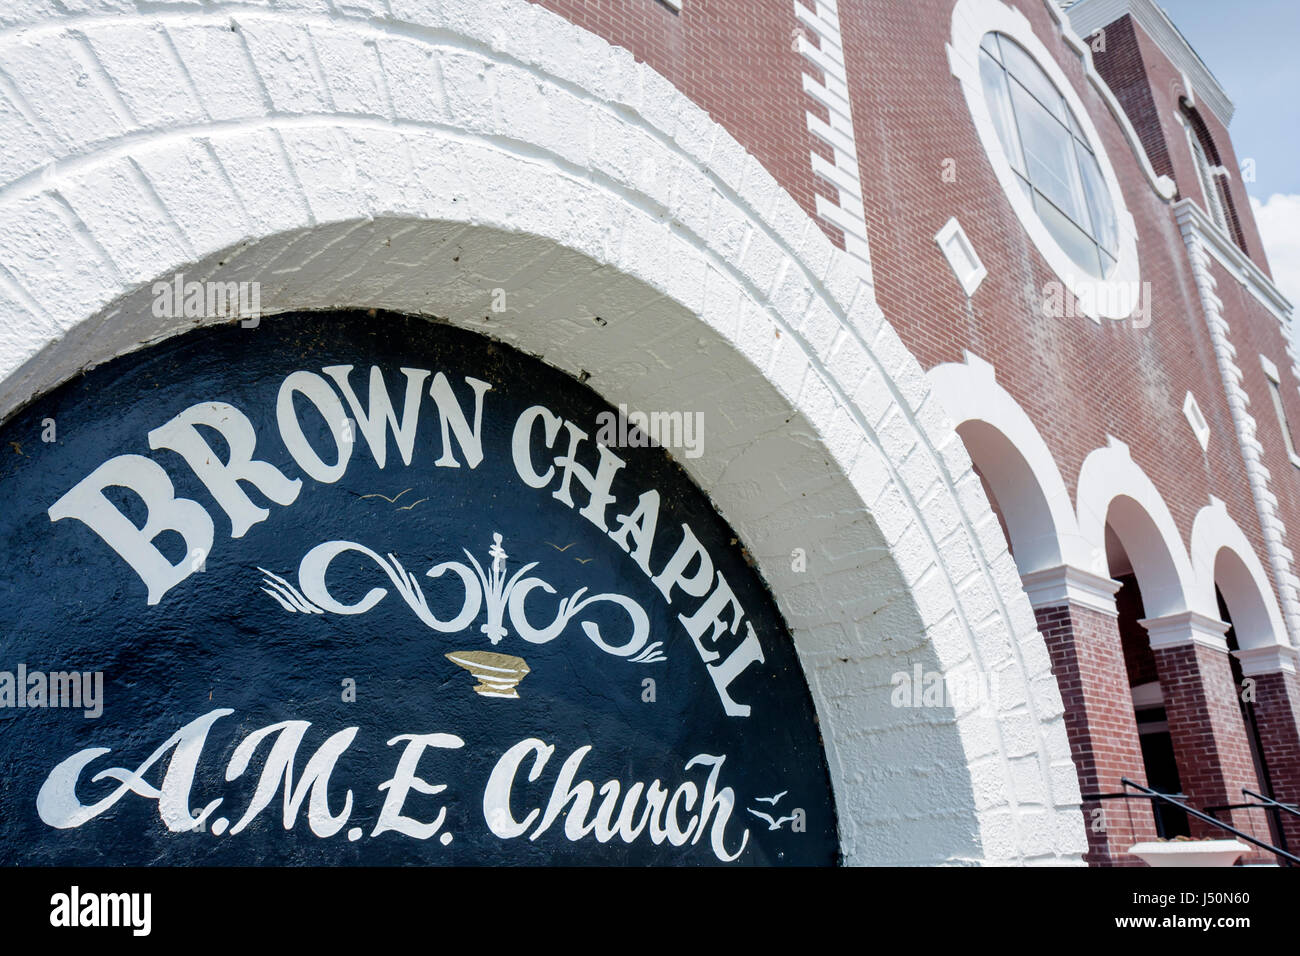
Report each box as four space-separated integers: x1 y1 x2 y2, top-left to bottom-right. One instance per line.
261 533 666 663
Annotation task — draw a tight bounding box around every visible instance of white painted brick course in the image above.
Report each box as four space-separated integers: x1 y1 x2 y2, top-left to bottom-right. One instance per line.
209 130 314 234
85 24 206 129
167 22 269 122
0 83 50 186
134 141 251 256
1 32 131 153
238 19 332 115
736 228 784 299
59 160 184 285
310 25 391 118
0 194 119 330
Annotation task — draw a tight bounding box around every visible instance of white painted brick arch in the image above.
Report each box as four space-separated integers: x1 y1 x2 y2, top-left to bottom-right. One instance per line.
0 0 1085 864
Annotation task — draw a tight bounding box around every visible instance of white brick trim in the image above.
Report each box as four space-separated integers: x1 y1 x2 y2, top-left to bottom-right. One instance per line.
1040 0 1178 200
1019 565 1120 616
795 0 872 279
928 352 1087 573
1175 200 1294 326
1183 391 1210 452
934 217 988 297
932 354 1289 653
1178 212 1300 647
1235 645 1299 677
0 0 1084 865
1139 611 1230 653
1075 439 1202 618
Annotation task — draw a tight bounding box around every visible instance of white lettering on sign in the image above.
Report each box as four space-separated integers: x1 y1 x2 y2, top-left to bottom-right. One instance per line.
483 737 748 862
46 365 765 717
322 365 430 470
511 407 765 716
222 719 358 837
148 402 301 538
276 370 355 483
372 733 465 840
47 455 215 606
33 710 752 862
36 708 233 832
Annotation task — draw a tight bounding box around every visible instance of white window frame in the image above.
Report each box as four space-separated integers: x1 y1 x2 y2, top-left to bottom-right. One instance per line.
1186 121 1228 232
1260 354 1300 469
948 0 1141 323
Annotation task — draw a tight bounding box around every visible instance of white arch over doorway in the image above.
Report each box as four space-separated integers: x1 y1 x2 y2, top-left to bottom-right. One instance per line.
1190 499 1287 650
929 352 1088 574
931 353 1287 655
1076 440 1201 620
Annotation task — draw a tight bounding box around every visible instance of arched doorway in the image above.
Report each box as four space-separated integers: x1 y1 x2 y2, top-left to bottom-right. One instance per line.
1105 519 1188 839
956 420 1059 574
1213 547 1287 851
3 311 847 864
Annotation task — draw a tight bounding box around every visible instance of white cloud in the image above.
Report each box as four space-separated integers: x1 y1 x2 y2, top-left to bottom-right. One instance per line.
1251 193 1300 309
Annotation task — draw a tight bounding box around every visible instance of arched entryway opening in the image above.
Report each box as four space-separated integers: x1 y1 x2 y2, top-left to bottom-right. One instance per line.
1103 510 1188 840
956 420 1060 575
929 359 1160 864
1213 547 1288 851
0 209 1076 863
6 309 865 864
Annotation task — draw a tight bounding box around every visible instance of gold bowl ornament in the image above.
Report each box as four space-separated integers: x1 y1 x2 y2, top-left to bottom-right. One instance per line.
445 650 531 699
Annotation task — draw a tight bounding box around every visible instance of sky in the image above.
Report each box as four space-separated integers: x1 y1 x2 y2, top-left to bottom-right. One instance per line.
1156 0 1300 307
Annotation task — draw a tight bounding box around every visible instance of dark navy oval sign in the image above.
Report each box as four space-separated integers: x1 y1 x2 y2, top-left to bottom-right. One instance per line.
0 312 839 865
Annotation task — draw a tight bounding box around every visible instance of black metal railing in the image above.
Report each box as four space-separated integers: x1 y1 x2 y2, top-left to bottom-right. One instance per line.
1204 788 1300 866
1082 777 1300 865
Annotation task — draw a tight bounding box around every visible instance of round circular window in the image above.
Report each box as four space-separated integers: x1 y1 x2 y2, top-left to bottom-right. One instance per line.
950 1 1140 321
979 33 1118 278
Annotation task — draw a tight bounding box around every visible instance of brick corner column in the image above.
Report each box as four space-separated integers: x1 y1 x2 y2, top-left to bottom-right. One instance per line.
1237 644 1300 853
1142 612 1264 847
1023 565 1157 866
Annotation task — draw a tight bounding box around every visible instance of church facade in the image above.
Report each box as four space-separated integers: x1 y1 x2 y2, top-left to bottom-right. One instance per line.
0 0 1294 866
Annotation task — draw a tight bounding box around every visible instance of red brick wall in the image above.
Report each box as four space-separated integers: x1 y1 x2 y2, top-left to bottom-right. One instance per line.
531 0 1300 864
1090 16 1172 182
527 0 844 250
1207 258 1300 591
1251 670 1300 850
1153 643 1262 837
1038 602 1158 865
522 4 1288 588
1091 14 1272 274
